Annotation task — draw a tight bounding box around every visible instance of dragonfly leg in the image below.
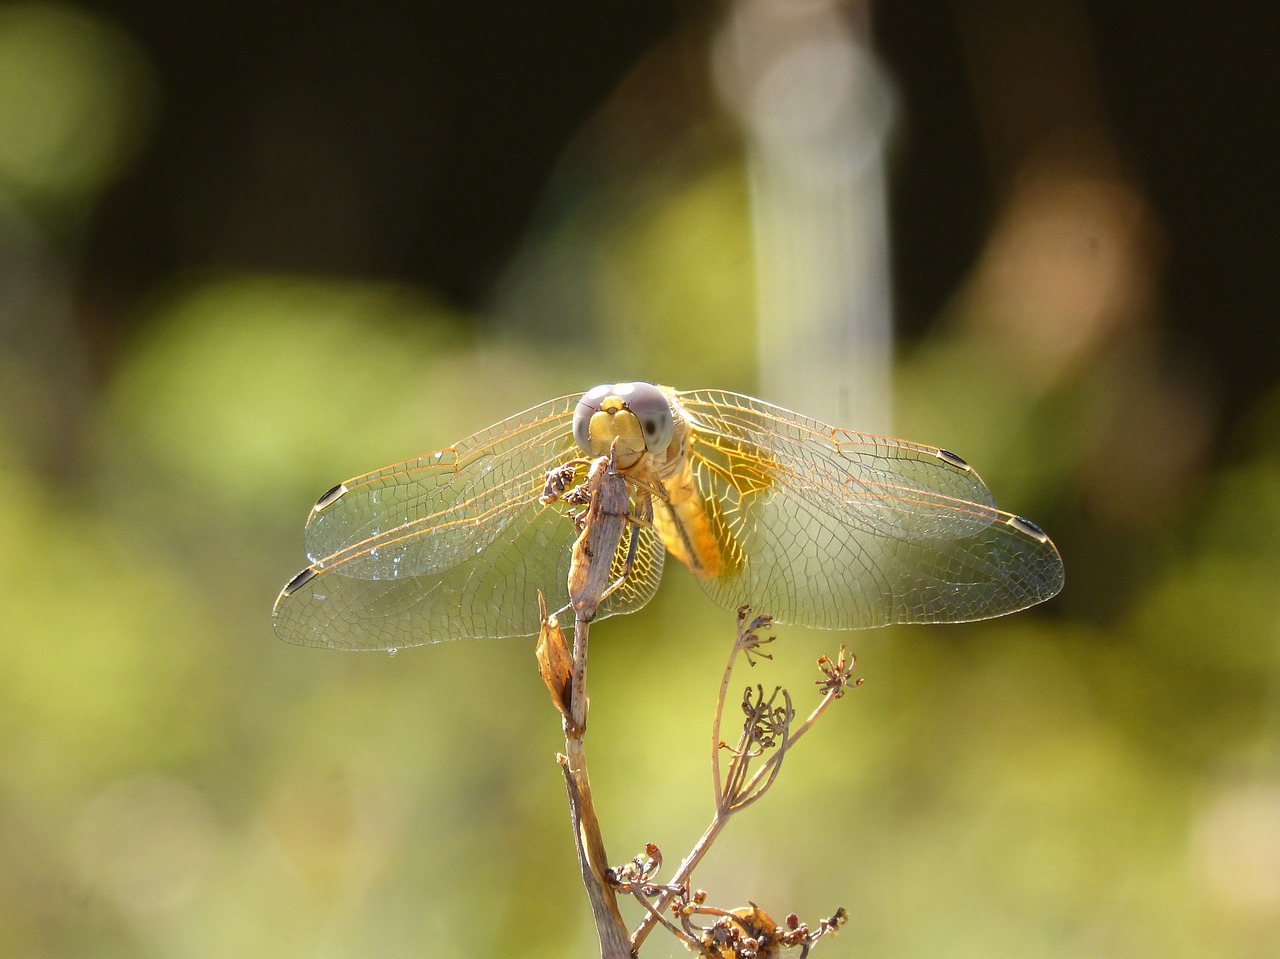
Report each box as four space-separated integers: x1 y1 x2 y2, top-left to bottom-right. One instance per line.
540 458 592 506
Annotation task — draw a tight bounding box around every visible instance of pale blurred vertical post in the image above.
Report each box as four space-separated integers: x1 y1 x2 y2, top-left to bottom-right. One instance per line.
714 0 895 431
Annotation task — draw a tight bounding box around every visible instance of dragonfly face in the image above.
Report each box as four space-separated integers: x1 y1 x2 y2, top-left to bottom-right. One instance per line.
572 382 675 468
273 384 1064 651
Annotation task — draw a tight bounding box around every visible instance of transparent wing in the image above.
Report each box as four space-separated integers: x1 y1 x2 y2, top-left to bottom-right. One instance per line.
676 389 1064 629
272 393 665 650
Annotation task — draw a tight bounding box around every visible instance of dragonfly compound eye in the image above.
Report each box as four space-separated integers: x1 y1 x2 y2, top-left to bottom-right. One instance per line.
616 382 674 456
573 384 613 455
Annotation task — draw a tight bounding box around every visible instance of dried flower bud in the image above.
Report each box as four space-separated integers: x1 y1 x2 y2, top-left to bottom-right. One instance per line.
535 592 574 726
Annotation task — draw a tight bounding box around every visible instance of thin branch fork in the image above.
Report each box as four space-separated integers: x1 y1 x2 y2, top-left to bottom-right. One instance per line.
630 614 859 952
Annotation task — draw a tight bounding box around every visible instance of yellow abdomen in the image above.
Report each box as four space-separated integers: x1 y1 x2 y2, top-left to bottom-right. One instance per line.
652 461 742 581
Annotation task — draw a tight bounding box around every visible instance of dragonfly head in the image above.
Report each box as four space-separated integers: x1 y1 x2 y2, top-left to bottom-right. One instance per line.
574 382 675 469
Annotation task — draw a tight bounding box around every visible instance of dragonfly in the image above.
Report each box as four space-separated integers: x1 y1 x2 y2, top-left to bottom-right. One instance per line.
272 382 1064 651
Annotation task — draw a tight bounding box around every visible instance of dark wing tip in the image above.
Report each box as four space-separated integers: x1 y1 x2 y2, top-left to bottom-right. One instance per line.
312 483 348 512
1006 513 1050 544
280 565 319 597
936 448 970 470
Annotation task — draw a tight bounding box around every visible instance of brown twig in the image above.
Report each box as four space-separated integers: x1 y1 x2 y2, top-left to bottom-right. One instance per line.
559 613 631 959
538 450 637 959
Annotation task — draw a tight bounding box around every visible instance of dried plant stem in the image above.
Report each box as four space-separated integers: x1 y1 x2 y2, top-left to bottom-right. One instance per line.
709 638 741 808
538 449 637 958
560 614 633 959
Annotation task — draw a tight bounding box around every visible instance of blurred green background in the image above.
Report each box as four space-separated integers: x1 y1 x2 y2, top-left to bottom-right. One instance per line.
2 2 1277 958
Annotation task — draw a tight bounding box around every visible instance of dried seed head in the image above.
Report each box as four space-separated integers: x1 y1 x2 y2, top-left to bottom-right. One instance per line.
736 605 777 665
815 644 860 698
741 684 793 749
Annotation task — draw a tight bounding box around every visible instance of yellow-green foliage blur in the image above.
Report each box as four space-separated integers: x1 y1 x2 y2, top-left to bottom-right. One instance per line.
1 4 1278 959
